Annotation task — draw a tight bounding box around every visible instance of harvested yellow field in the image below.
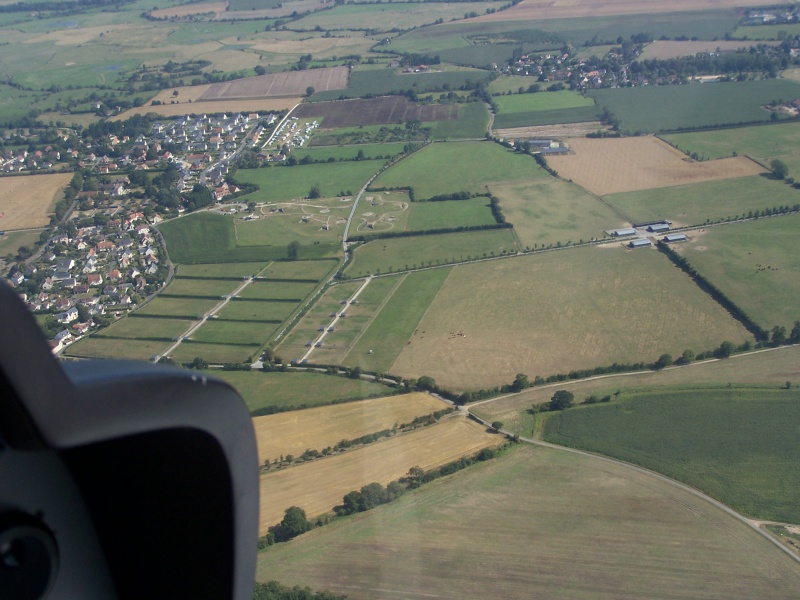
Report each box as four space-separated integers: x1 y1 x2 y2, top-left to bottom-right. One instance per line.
113 97 302 120
547 136 766 195
151 1 227 18
474 0 779 22
495 121 606 140
639 40 781 61
253 392 446 465
0 173 71 230
258 414 500 532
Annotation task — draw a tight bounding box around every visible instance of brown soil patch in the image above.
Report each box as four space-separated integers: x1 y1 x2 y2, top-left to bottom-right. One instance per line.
199 66 348 100
639 40 781 61
473 0 779 22
151 1 227 18
252 392 445 465
547 136 767 195
258 414 500 532
113 97 302 120
495 121 606 139
294 97 458 129
0 173 71 230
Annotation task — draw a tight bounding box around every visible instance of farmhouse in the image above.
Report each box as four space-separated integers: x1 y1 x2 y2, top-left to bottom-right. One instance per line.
611 227 637 237
629 239 652 249
663 233 687 243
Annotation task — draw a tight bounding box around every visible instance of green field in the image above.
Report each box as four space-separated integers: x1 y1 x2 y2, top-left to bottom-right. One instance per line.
405 197 496 231
176 262 270 278
96 316 192 340
209 369 394 414
236 160 382 203
259 259 338 280
63 336 169 361
236 281 316 301
604 175 799 227
134 296 221 319
543 387 800 522
159 213 339 264
160 278 242 298
589 80 800 133
343 269 451 373
676 214 800 331
490 178 621 248
216 300 295 322
734 23 800 40
346 228 519 277
493 90 595 113
390 246 751 390
170 341 257 364
493 106 601 128
372 141 546 200
189 319 278 346
291 143 408 163
236 206 347 247
256 445 800 599
661 121 800 178
428 101 490 139
0 230 43 257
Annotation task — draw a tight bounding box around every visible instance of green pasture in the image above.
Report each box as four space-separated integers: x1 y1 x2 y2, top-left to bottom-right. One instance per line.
229 0 282 9
733 23 800 40
312 66 492 101
236 208 346 247
257 445 800 599
292 2 507 32
676 214 800 330
176 262 270 278
661 121 800 178
160 278 242 298
373 141 545 200
96 317 192 340
543 387 800 523
0 230 43 257
493 106 601 129
216 300 295 322
489 75 540 95
489 178 620 248
189 319 277 346
259 259 337 280
493 90 595 113
170 341 256 364
406 197 496 231
291 143 408 162
237 281 316 301
347 228 519 277
210 369 393 414
236 160 382 203
604 175 798 227
63 337 168 361
428 102 490 139
437 43 560 69
159 213 339 264
343 269 450 373
589 80 800 134
134 296 220 319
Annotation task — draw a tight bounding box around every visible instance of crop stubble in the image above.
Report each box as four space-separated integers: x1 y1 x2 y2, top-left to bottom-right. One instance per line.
0 173 71 230
547 136 766 196
294 97 457 128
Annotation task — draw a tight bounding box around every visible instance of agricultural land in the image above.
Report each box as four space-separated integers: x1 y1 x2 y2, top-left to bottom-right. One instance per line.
0 173 72 230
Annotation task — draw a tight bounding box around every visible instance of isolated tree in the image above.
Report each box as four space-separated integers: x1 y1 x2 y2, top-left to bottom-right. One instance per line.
287 240 300 261
771 159 789 180
416 375 436 391
491 421 504 433
549 390 574 411
306 86 315 97
254 65 266 76
308 184 321 199
274 506 311 542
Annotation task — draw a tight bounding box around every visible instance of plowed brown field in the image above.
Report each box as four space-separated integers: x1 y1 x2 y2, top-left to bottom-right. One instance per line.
258 414 500 532
198 66 348 100
294 97 458 128
547 136 766 195
473 0 779 22
253 392 445 465
0 173 71 230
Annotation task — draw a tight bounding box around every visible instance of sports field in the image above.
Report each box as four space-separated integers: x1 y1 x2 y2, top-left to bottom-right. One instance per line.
489 178 621 247
544 387 800 522
294 97 458 129
604 175 798 227
588 79 800 133
546 136 766 196
390 246 751 390
210 369 393 415
372 141 546 200
675 214 800 330
252 392 444 465
0 173 70 230
257 414 499 532
346 229 519 277
661 121 800 178
257 445 800 599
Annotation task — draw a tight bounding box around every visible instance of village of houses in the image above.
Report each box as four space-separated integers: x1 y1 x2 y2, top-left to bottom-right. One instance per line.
1 108 317 354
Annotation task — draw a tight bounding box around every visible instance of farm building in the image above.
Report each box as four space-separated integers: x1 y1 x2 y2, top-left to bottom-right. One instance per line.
647 223 671 233
611 228 637 237
629 239 652 249
540 147 570 155
663 233 687 243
